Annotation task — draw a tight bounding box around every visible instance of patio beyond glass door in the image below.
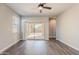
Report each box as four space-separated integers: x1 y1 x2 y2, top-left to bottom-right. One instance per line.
24 22 45 40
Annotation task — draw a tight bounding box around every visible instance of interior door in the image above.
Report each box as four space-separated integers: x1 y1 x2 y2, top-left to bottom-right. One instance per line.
24 22 45 40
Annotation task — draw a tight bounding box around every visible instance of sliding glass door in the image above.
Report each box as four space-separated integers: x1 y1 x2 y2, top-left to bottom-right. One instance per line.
24 22 45 40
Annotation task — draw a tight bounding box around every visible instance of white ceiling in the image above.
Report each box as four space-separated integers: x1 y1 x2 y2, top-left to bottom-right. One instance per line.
6 3 74 16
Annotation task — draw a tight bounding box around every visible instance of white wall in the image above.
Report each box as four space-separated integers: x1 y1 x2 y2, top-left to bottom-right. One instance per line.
0 4 20 53
21 17 49 40
57 4 79 51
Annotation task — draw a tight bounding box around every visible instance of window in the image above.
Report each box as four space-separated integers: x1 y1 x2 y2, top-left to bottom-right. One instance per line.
12 16 19 33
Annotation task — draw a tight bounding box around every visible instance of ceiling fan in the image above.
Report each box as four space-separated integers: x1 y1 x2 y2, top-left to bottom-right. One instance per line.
38 3 52 13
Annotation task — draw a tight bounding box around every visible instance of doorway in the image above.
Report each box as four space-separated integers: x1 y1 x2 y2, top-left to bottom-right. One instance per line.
24 22 45 40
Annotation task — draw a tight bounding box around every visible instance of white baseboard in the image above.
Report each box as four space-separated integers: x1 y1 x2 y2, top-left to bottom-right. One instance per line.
0 40 20 54
57 39 79 51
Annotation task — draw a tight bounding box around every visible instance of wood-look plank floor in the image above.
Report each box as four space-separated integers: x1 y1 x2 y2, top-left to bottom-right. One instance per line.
2 39 79 55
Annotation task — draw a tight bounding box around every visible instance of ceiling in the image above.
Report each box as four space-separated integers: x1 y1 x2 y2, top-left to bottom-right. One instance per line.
6 3 74 16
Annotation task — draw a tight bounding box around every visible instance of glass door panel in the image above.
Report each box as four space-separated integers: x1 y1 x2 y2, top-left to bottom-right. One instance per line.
24 22 45 40
25 23 35 39
34 23 44 39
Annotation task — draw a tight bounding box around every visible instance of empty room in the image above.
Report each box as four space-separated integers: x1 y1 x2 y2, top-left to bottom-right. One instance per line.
0 3 79 55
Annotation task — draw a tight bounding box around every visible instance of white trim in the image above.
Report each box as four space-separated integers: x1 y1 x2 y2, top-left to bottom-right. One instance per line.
57 39 79 51
0 40 20 54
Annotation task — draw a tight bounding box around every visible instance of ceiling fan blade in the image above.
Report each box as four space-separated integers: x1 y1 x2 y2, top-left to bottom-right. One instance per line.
38 3 46 7
43 6 52 9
